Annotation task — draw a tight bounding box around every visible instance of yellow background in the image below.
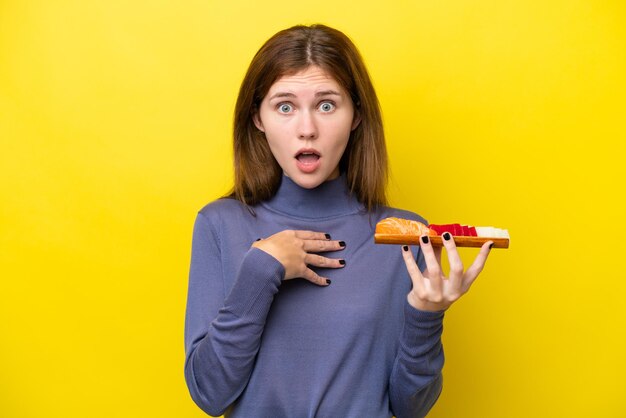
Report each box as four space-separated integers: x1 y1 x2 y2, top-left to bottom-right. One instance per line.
1 1 625 417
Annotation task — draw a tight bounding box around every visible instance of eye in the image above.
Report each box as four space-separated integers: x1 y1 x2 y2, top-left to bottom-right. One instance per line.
278 103 293 113
319 101 335 113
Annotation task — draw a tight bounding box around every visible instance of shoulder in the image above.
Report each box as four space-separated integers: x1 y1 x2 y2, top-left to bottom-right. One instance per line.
374 205 429 226
198 196 247 217
196 197 253 229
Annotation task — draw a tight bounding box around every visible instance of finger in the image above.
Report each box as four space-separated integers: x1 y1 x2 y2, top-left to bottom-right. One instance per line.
294 230 331 241
302 239 345 253
419 235 443 293
441 232 464 287
304 253 346 269
302 268 331 286
433 245 442 268
401 245 426 297
462 241 493 291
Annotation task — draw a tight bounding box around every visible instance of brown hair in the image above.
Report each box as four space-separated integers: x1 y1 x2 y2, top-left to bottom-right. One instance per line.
229 24 388 211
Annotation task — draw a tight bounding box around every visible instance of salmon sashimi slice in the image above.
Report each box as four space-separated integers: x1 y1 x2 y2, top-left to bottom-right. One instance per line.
375 217 436 237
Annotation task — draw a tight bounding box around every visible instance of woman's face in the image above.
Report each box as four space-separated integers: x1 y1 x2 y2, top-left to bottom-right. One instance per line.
254 66 360 189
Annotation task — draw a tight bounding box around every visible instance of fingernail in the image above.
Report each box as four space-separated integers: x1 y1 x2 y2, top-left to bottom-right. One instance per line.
325 233 331 240
403 245 409 252
326 279 332 285
443 232 451 241
255 238 261 241
339 259 346 265
489 243 494 249
339 241 346 247
421 235 429 244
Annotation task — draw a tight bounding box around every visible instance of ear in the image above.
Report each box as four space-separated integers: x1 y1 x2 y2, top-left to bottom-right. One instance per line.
351 109 362 131
253 111 265 132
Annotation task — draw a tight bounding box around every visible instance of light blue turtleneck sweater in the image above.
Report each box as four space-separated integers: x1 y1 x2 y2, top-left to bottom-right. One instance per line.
184 174 445 418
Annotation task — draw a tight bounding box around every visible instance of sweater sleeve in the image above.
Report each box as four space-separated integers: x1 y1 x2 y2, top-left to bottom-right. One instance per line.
183 212 284 417
389 248 445 418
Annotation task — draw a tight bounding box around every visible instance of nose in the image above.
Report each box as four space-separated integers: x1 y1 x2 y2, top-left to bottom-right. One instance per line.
297 110 318 140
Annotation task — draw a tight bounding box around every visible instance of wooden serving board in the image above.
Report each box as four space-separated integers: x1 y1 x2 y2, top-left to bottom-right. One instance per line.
374 234 510 248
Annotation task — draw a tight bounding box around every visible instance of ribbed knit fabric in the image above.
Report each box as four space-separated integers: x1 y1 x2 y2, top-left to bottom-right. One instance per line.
184 174 445 418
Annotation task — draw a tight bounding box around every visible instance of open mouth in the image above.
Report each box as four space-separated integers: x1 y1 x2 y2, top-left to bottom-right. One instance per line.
295 149 322 173
295 150 321 164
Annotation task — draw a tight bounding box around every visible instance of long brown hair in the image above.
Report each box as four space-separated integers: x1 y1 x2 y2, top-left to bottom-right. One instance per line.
230 24 388 211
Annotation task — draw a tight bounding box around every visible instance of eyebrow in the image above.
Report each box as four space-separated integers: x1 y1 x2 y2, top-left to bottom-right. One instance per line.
267 90 342 101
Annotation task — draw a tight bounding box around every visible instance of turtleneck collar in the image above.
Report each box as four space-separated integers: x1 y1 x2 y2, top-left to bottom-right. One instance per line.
261 173 365 219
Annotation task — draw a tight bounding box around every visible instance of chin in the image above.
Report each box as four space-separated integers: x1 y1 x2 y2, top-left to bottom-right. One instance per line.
293 176 325 189
285 171 331 189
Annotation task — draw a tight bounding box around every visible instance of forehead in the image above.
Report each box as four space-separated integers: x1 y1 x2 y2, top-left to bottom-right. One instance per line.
268 66 344 94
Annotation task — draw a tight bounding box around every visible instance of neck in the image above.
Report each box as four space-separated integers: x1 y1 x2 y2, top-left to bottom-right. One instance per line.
262 173 364 219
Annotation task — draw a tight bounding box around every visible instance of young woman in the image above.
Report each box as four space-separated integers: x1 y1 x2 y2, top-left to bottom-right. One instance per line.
184 24 493 418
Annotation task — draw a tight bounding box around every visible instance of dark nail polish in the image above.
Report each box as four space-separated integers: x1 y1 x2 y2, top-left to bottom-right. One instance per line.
443 232 451 241
421 235 430 244
339 241 346 247
339 259 346 265
403 245 409 252
255 238 261 241
489 243 494 249
326 279 332 285
325 233 331 240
